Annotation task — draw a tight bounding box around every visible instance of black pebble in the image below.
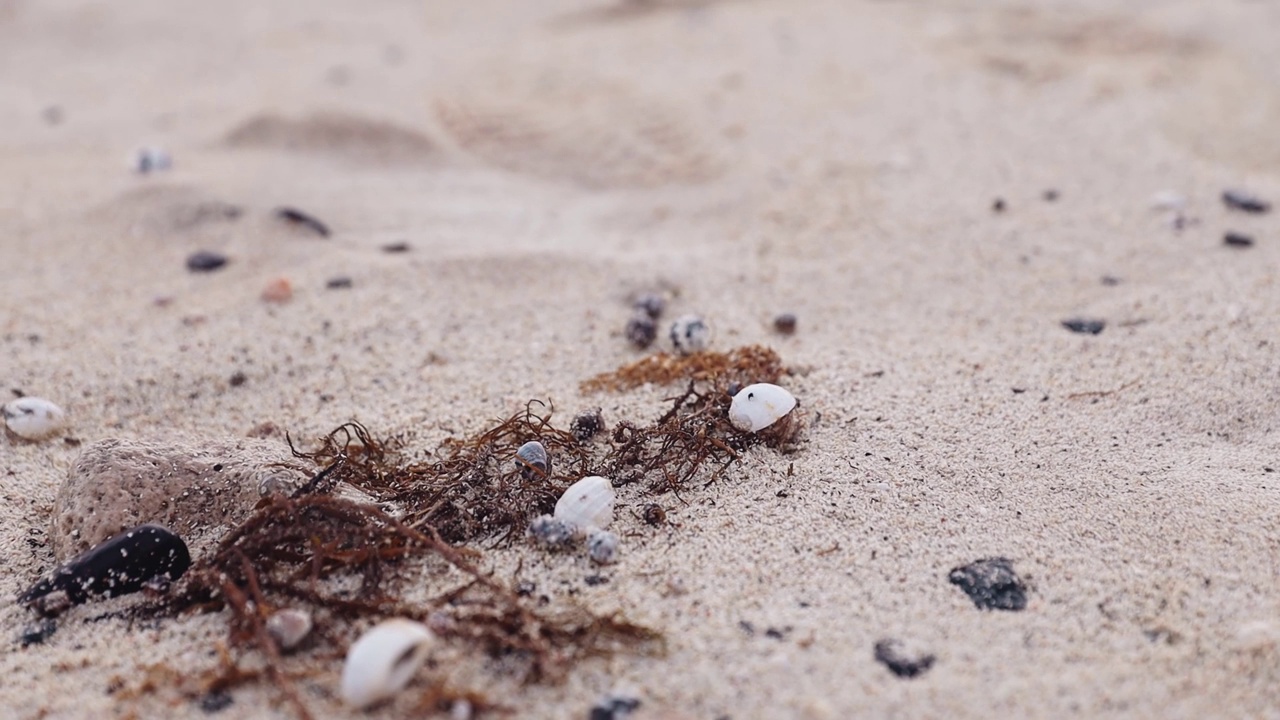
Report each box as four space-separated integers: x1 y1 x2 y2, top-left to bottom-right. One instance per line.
571 408 605 442
1222 189 1271 214
199 690 234 714
589 695 641 720
625 314 657 349
1042 189 1059 202
228 371 247 387
274 207 331 237
381 241 411 253
992 198 1007 213
773 313 798 335
1100 275 1122 287
326 276 354 289
632 293 666 320
584 574 609 586
186 250 228 273
1061 318 1105 335
1224 232 1255 248
948 557 1027 611
19 524 191 608
874 639 936 678
19 618 57 647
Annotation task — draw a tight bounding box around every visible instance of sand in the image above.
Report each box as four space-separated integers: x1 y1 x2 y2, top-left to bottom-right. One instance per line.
2 0 1279 717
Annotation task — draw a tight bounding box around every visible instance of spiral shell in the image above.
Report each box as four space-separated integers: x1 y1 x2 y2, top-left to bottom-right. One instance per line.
554 476 615 531
340 619 435 709
514 441 550 480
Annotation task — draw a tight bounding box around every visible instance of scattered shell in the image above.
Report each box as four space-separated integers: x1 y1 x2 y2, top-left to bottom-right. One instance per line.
1222 188 1271 214
728 383 797 433
261 276 293 303
19 524 191 613
669 315 712 354
554 476 615 531
625 314 658 350
590 693 642 720
641 503 666 526
266 608 314 651
528 514 577 548
571 408 605 442
340 618 435 709
3 397 68 440
773 313 798 336
587 530 620 565
514 440 550 480
133 146 172 174
632 293 666 320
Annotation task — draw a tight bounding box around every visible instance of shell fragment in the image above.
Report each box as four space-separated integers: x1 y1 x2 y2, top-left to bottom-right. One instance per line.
728 383 797 432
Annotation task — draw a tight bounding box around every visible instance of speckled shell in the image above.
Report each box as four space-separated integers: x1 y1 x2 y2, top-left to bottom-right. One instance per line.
728 383 797 432
340 619 435 709
587 530 620 565
554 476 615 531
669 315 712 355
2 397 67 440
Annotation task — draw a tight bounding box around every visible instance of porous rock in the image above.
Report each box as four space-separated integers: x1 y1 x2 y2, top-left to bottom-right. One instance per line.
51 436 307 562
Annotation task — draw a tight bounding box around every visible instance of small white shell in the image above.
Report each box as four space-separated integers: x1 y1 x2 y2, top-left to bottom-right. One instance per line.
2 397 68 440
340 618 434 709
728 383 797 432
669 315 712 355
554 476 615 532
587 530 620 565
266 608 313 652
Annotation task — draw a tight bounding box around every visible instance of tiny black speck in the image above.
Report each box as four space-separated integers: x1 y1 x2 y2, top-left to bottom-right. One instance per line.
186 251 228 273
199 690 234 714
1222 189 1271 214
874 639 936 678
1224 232 1255 248
1061 318 1105 335
584 574 609 586
326 276 354 289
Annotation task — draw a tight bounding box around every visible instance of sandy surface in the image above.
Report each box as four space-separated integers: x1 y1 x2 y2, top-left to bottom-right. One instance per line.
3 0 1280 717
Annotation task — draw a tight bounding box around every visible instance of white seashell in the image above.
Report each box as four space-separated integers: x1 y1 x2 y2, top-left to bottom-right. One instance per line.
587 530 620 565
266 608 313 652
554 476 614 532
3 397 68 440
340 618 434 709
728 383 797 432
669 315 712 354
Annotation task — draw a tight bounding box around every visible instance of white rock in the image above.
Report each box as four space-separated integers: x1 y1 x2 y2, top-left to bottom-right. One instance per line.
554 476 614 532
266 608 313 652
728 383 797 432
669 315 712 354
587 530 620 565
3 397 67 440
341 619 435 709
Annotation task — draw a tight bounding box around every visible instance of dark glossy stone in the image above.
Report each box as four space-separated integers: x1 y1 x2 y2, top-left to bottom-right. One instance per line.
1222 189 1270 214
589 694 641 720
625 314 657 349
571 408 604 442
874 639 936 678
1224 232 1255 248
19 524 191 609
1061 318 1105 335
186 251 228 273
948 557 1027 611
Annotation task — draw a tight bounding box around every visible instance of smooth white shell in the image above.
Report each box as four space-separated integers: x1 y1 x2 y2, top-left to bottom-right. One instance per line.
266 608 313 651
728 383 797 432
3 397 67 440
340 619 434 709
554 476 615 532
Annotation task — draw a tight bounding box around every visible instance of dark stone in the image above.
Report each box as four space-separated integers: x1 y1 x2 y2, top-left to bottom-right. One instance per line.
1222 189 1271 214
1042 189 1060 202
571 409 605 442
199 690 234 714
228 371 247 387
632 293 666 320
1224 232 1255 248
515 580 536 596
641 503 666 525
19 524 191 609
625 314 657 350
738 620 756 636
274 207 331 237
326 276 354 289
584 574 609 586
948 557 1027 611
1061 318 1105 335
992 198 1007 213
589 694 641 720
773 313 798 335
381 241 411 253
185 251 228 273
1100 275 1122 286
19 618 57 647
874 639 936 678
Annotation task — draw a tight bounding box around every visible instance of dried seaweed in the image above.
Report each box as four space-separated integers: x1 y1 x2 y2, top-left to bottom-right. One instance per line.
580 345 784 393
